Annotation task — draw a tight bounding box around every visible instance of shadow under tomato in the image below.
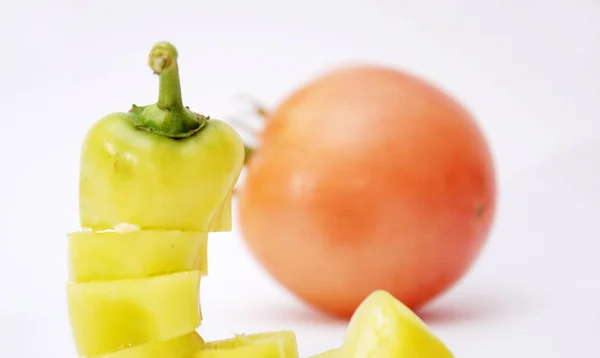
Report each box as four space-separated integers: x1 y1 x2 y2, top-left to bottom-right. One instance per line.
283 301 350 325
416 292 519 326
243 295 349 327
416 285 543 325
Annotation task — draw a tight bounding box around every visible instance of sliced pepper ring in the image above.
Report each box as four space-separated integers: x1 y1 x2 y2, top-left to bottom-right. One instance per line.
93 331 205 358
195 331 299 358
67 270 202 357
68 229 208 283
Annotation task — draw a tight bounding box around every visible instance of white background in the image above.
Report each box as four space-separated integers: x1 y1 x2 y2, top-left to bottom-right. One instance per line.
1 0 599 357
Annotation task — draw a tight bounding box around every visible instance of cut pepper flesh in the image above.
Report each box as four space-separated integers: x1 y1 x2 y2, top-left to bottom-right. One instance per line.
208 191 232 232
67 270 202 357
195 331 299 358
340 290 454 358
68 230 208 282
310 349 339 358
93 331 204 358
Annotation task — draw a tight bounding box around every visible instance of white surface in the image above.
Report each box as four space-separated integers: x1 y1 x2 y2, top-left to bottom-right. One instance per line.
1 0 599 357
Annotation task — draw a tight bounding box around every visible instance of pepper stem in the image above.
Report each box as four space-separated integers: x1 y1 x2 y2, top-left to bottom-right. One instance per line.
149 43 184 110
129 41 207 138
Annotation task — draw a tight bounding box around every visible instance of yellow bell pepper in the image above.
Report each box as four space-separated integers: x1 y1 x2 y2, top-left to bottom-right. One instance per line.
78 42 245 232
209 191 233 231
311 290 454 358
68 229 208 282
93 331 204 358
195 331 299 358
67 270 202 357
310 349 338 358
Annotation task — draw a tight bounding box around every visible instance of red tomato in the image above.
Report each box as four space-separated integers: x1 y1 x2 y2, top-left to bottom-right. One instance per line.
237 65 496 318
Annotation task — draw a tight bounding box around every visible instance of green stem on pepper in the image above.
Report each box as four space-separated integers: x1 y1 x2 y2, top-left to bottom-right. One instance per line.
150 42 185 110
129 41 207 138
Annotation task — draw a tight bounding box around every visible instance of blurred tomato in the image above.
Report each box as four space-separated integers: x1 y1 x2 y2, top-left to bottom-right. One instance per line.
237 65 496 318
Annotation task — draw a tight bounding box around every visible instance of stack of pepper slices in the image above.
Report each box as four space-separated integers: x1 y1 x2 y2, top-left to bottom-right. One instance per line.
65 42 299 357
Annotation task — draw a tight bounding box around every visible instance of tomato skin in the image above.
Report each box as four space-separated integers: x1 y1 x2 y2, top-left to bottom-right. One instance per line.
238 66 496 318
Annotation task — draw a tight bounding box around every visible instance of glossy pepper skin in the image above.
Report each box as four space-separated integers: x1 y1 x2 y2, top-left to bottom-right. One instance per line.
79 42 244 232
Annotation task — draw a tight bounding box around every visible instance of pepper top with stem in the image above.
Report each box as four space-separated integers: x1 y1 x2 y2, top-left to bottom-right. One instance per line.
129 41 207 138
78 41 245 232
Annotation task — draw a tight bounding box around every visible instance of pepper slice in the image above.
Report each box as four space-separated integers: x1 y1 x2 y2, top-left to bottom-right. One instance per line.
79 42 245 232
340 290 454 358
68 230 208 282
309 290 454 358
309 349 338 358
67 270 202 357
209 191 233 232
195 331 299 358
93 331 204 358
